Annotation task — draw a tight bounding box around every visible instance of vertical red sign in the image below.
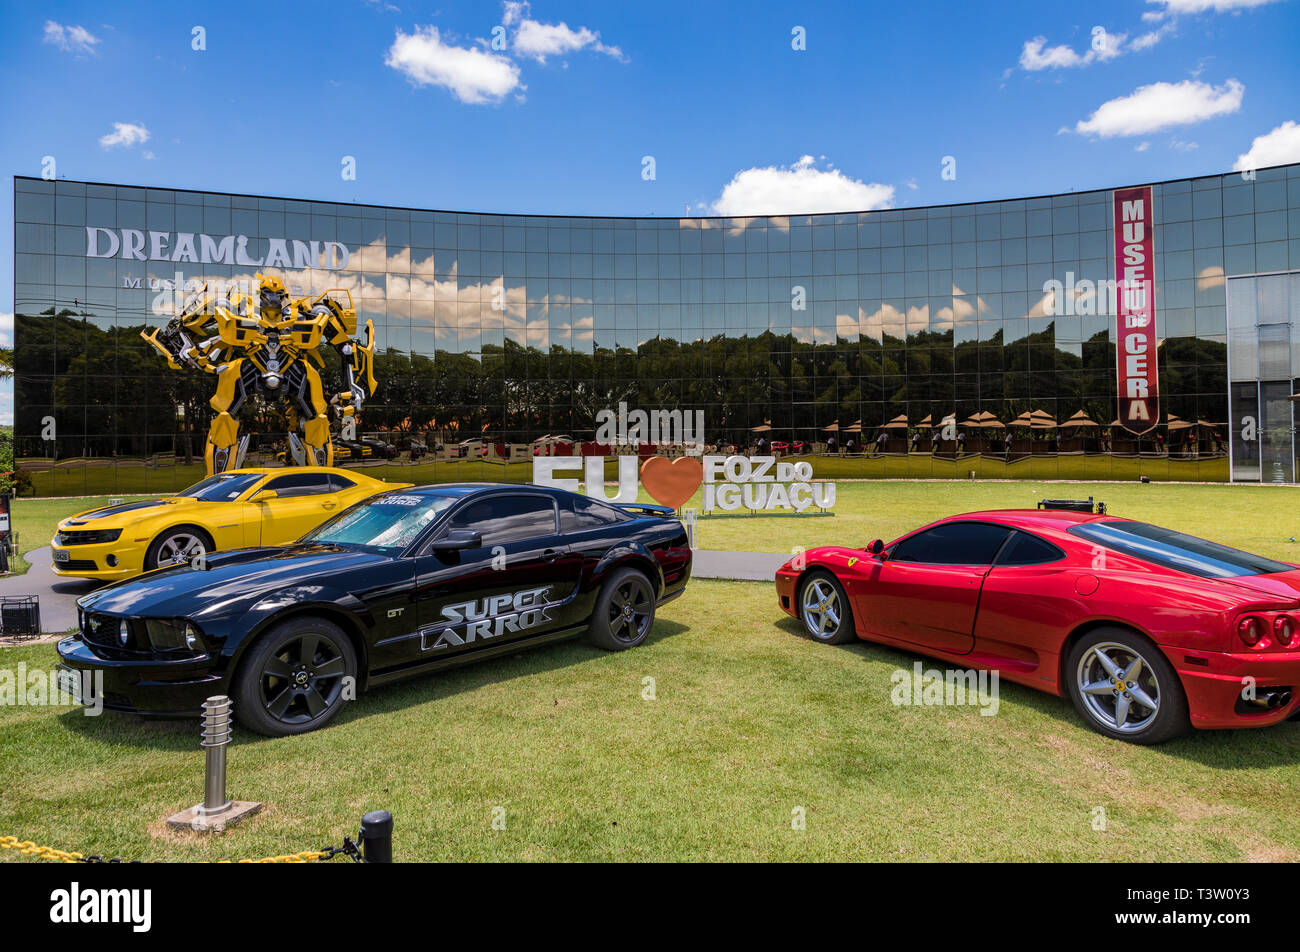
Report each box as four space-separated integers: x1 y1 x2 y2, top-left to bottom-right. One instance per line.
1113 186 1158 436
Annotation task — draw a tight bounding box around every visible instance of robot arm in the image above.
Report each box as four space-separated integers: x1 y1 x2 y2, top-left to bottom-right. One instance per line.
337 319 377 410
140 287 222 372
304 291 377 419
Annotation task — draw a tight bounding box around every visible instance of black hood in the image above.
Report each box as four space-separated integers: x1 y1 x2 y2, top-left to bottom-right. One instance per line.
79 545 396 618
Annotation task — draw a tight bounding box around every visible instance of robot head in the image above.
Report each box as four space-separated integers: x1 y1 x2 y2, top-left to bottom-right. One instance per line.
257 274 290 316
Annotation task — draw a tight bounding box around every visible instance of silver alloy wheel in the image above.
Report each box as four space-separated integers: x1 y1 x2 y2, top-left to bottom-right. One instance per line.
158 533 204 566
1076 641 1161 734
801 578 841 639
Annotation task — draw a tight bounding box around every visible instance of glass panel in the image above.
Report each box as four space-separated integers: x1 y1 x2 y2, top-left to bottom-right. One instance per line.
1227 277 1257 381
1230 381 1260 481
1259 380 1294 483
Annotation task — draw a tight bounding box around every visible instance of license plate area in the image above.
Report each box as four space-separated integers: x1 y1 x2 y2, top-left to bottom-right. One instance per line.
56 666 82 702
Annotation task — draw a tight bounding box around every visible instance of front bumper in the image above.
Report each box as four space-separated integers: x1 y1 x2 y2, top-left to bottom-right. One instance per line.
55 636 227 717
50 539 144 580
1173 646 1300 730
775 567 799 617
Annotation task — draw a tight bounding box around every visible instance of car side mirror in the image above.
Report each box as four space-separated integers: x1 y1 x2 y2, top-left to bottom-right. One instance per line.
430 529 483 552
868 539 886 559
252 488 278 501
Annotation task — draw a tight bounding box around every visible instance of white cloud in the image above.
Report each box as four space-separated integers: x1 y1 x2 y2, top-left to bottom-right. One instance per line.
1147 0 1282 13
504 1 624 64
99 122 151 149
711 156 894 217
1135 141 1151 152
385 26 522 104
1129 24 1173 50
1091 28 1128 61
1019 28 1129 71
1233 120 1300 172
0 313 12 349
43 20 99 55
1020 36 1089 70
1073 78 1243 137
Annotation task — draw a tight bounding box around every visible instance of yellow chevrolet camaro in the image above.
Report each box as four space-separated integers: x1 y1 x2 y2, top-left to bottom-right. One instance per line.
51 467 412 581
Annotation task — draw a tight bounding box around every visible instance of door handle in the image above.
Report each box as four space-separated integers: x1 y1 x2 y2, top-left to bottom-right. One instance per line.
322 502 337 510
542 548 564 562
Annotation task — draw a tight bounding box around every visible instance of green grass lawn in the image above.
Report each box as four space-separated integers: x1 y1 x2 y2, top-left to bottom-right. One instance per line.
6 494 154 577
2 577 1298 862
4 479 1299 861
685 480 1300 561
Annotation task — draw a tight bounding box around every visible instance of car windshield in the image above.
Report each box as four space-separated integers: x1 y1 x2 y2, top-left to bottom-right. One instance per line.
300 492 458 552
1068 520 1294 579
176 473 265 501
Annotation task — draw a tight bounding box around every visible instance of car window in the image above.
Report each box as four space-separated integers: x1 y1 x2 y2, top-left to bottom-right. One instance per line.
559 495 629 532
329 473 357 491
1068 521 1293 579
891 522 1011 566
265 473 333 498
996 531 1065 566
302 492 457 552
176 472 264 501
449 495 557 546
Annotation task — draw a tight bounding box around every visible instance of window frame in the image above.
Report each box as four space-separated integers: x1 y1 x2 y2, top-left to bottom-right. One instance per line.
263 472 335 498
992 529 1066 567
433 491 561 549
559 493 631 532
888 520 1015 567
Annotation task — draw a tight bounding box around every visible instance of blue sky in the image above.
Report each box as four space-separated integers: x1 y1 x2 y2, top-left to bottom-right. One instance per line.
2 0 1299 424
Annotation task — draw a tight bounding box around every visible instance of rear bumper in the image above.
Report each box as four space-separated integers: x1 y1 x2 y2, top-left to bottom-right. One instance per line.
55 636 226 717
1172 647 1300 729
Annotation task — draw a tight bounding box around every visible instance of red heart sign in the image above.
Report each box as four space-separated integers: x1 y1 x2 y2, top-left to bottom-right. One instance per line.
639 456 704 509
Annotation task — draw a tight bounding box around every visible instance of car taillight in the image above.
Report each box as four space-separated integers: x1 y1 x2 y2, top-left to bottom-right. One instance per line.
1238 615 1263 647
1274 615 1297 648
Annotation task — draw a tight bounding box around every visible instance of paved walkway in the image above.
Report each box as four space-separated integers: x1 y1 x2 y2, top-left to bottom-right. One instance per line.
692 549 788 582
0 546 786 634
0 548 96 634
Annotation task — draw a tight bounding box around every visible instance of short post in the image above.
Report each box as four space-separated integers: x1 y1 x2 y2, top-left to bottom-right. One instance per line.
681 507 698 550
359 810 393 863
166 695 263 832
199 696 233 817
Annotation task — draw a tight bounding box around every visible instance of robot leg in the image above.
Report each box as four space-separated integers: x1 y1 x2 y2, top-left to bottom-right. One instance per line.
206 359 252 474
298 363 334 468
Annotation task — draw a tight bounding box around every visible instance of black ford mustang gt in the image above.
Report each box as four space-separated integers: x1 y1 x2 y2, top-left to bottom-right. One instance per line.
58 483 693 736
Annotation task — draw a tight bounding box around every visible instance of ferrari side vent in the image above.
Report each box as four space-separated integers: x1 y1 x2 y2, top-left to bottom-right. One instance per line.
1038 496 1105 514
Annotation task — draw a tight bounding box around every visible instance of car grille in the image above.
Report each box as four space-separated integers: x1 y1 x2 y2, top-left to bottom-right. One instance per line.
58 558 98 571
81 612 123 649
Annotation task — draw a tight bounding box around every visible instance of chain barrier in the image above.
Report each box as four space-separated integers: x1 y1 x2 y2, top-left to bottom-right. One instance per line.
1 832 367 864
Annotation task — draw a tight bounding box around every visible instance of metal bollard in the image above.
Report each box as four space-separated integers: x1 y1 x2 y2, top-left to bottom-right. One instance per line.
359 810 394 863
197 696 234 818
165 694 262 831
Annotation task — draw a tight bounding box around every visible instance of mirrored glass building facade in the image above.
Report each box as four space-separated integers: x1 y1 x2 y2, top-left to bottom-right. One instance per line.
12 165 1300 495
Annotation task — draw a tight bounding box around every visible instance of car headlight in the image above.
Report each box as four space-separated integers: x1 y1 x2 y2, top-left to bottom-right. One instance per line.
57 528 123 545
144 618 205 652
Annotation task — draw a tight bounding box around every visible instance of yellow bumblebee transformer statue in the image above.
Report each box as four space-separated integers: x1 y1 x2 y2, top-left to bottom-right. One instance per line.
142 274 377 474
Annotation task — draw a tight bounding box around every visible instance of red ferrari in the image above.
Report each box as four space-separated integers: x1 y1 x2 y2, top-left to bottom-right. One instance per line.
774 502 1300 744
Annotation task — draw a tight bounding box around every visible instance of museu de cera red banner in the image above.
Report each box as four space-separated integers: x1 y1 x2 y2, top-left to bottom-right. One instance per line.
1113 185 1158 436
